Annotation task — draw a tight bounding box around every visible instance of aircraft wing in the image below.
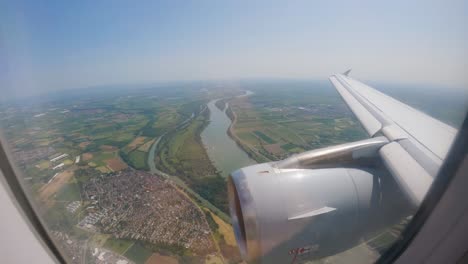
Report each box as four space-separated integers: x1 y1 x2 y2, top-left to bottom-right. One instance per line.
329 73 457 207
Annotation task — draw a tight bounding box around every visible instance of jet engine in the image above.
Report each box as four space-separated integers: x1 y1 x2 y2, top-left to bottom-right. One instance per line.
228 137 411 263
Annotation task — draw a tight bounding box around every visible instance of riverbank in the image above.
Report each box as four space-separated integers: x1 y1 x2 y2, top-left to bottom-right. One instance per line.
200 99 254 178
225 102 271 163
147 107 231 221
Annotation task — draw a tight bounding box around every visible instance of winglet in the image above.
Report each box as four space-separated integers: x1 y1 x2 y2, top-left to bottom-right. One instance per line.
343 69 352 76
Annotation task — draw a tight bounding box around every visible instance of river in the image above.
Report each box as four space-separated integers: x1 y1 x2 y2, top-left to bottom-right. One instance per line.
146 92 255 221
201 93 255 177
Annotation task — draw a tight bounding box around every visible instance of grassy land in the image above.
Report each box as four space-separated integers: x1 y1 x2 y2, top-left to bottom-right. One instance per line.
36 160 50 170
55 181 81 201
156 111 229 214
209 211 236 247
127 150 148 170
157 113 216 179
203 207 242 263
124 242 153 264
90 234 111 247
119 135 153 170
96 166 111 173
138 138 156 152
103 238 134 255
253 130 275 144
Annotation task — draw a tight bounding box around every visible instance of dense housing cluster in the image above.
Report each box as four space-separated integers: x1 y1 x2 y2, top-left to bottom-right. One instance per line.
83 169 215 254
13 146 56 165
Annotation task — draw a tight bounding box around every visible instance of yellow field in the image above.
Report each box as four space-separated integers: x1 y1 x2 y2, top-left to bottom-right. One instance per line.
35 160 50 170
63 159 74 165
96 166 111 173
100 145 118 151
38 140 52 146
138 138 156 152
90 234 111 247
79 141 91 148
210 212 237 246
127 136 148 151
205 254 223 264
39 170 74 202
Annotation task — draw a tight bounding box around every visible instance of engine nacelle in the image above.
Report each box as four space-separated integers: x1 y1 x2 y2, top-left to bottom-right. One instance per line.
227 137 400 263
229 164 378 263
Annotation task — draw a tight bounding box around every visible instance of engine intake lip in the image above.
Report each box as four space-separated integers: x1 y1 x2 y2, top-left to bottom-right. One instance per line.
228 170 261 263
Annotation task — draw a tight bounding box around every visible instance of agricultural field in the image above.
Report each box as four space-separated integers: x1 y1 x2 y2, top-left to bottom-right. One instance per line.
123 243 153 264
55 180 81 202
120 136 153 170
39 170 75 202
203 208 242 263
229 82 368 161
138 138 156 152
103 238 134 255
160 115 215 178
0 86 229 263
145 253 179 264
208 211 236 247
105 157 128 171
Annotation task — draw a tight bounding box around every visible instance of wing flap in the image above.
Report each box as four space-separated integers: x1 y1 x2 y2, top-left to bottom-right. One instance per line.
329 73 458 206
380 142 433 206
341 76 457 160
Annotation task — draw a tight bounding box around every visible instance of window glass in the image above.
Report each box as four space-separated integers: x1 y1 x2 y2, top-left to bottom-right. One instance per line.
1 1 467 264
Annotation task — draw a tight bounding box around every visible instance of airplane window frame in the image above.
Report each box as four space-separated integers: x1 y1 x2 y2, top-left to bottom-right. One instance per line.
0 113 467 264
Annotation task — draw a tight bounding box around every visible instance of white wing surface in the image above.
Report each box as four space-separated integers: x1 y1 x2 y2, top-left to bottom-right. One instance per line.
329 73 457 206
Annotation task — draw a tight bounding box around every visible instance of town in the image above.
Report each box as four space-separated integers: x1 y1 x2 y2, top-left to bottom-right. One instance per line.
82 169 215 255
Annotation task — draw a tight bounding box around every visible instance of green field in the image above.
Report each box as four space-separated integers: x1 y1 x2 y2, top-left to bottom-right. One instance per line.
103 238 134 255
124 243 153 264
91 151 116 166
280 142 297 151
253 130 275 144
156 112 229 213
35 160 50 170
158 114 217 179
230 86 369 160
127 150 148 170
56 181 81 202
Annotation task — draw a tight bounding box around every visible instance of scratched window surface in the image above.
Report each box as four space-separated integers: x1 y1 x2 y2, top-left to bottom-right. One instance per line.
1 1 467 264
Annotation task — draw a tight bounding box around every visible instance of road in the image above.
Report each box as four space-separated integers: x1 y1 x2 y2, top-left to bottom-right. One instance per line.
81 239 88 264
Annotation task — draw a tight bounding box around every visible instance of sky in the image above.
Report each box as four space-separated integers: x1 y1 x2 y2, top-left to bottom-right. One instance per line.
1 0 467 97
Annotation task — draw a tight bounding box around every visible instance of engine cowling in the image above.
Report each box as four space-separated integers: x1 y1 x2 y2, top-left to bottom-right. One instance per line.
228 163 379 263
227 137 411 263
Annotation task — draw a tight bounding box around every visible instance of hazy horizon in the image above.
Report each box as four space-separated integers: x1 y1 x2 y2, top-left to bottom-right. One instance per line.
1 0 467 98
2 77 468 102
